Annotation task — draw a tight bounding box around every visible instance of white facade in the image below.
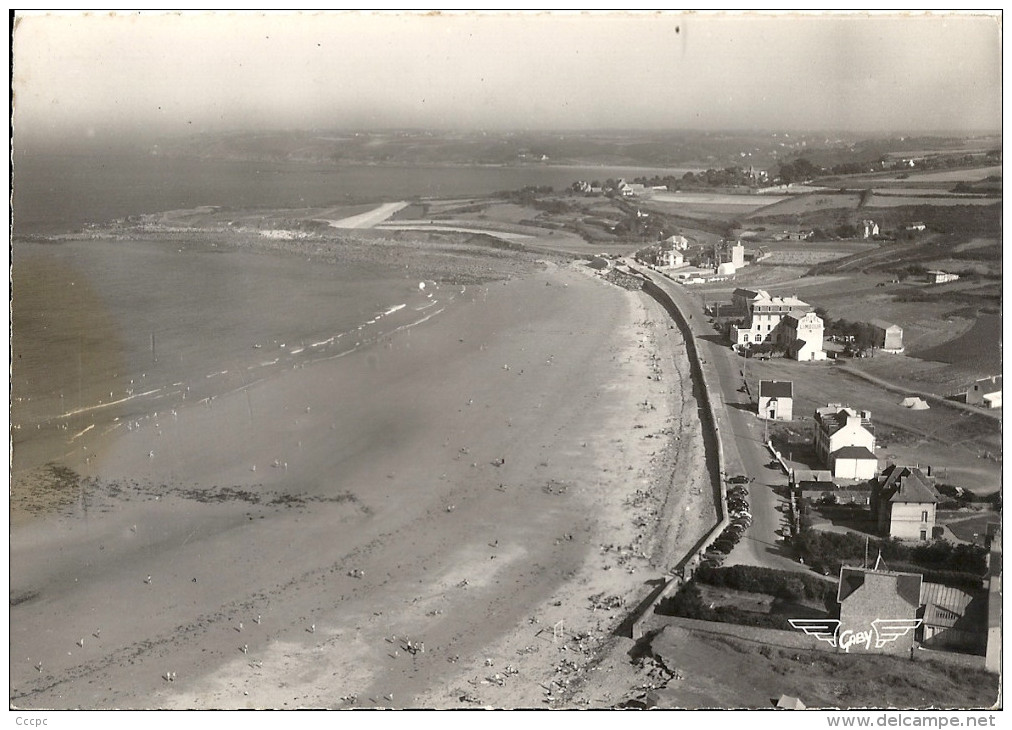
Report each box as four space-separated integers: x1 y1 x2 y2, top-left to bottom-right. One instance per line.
783 311 826 361
813 405 876 477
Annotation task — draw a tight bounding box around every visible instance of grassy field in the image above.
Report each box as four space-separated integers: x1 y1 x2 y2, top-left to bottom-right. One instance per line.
738 356 1001 493
867 194 998 208
745 192 862 219
836 165 1002 186
912 313 1002 372
945 514 1002 544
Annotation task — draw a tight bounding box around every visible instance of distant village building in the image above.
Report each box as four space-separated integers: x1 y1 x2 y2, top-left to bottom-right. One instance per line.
904 221 927 232
871 464 940 541
927 270 960 285
860 220 880 239
813 404 877 480
965 375 1002 409
758 380 793 421
730 242 745 268
716 262 737 276
656 248 684 269
728 289 824 358
868 320 904 352
837 567 922 656
663 234 691 251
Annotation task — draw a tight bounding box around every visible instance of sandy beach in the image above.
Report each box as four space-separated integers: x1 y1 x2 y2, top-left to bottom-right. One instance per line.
10 258 712 709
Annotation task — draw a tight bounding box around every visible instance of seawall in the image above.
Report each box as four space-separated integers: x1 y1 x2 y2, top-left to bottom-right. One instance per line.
621 265 731 637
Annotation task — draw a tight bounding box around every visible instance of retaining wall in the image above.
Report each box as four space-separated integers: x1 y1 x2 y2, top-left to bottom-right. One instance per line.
625 270 731 637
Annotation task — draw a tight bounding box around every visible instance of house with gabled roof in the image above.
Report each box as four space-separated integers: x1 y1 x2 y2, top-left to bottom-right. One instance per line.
868 319 904 352
837 566 922 656
871 464 940 541
965 375 1001 409
813 404 877 479
758 380 793 420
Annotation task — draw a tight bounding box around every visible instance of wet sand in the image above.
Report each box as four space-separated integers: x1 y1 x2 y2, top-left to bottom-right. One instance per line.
10 260 713 709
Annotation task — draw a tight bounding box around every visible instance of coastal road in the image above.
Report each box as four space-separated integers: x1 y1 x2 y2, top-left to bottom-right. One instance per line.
325 201 409 228
638 268 804 573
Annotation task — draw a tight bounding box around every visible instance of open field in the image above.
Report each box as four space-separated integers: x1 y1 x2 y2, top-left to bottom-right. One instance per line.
912 313 1002 372
737 357 1001 493
745 192 862 219
835 165 1002 187
866 193 998 208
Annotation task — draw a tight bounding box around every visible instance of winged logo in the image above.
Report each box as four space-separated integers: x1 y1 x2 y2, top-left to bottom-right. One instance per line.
871 619 922 648
787 618 840 647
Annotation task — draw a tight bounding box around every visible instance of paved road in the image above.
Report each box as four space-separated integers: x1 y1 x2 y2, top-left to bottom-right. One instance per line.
638 268 804 573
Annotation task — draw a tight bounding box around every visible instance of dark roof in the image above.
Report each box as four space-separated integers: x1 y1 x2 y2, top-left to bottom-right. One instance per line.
815 406 873 436
838 567 922 607
879 464 938 504
759 380 793 398
832 446 877 461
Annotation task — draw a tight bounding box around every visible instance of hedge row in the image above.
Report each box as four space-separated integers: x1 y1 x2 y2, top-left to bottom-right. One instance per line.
657 582 795 631
695 564 837 602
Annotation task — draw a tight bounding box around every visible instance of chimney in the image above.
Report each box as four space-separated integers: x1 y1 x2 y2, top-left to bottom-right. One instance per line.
926 465 932 477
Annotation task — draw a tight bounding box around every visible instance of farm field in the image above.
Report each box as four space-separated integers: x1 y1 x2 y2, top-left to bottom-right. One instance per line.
841 165 1002 186
746 192 862 219
866 194 998 208
651 191 787 207
912 313 1002 373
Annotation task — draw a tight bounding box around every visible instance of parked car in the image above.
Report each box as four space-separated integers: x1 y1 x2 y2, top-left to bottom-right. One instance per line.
728 486 749 498
711 539 735 554
727 475 750 485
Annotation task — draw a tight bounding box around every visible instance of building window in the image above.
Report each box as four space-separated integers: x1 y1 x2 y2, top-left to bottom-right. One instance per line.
920 530 927 541
921 510 928 522
755 334 762 343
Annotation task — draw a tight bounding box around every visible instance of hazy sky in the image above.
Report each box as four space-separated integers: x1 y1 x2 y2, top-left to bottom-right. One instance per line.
12 11 1003 142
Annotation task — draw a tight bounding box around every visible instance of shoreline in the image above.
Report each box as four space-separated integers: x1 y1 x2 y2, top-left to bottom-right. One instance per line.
11 259 713 709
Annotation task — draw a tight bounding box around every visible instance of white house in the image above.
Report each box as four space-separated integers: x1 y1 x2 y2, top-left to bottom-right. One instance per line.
663 234 690 251
782 311 827 361
813 404 877 479
965 375 1001 408
860 220 879 239
927 270 960 285
758 380 793 421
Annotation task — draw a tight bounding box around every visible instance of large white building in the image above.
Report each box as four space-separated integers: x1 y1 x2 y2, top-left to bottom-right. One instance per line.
729 288 825 360
813 404 878 479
